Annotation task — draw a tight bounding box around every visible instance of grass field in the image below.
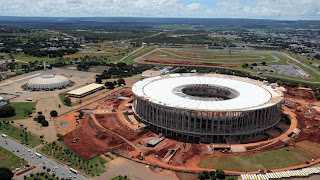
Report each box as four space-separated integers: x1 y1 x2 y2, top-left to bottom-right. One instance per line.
131 48 320 84
0 102 37 121
0 146 27 170
41 141 107 177
200 147 311 172
0 123 43 148
294 140 320 159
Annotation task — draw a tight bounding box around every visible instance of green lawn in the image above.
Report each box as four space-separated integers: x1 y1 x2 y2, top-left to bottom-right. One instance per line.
41 141 107 177
0 102 37 121
0 146 27 170
200 147 311 172
0 124 43 148
25 172 59 180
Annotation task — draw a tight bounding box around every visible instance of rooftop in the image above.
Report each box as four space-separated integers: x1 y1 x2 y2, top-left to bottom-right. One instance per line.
67 83 104 96
132 73 283 112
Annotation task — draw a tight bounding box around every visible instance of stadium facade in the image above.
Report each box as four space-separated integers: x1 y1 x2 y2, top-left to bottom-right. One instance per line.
132 73 283 143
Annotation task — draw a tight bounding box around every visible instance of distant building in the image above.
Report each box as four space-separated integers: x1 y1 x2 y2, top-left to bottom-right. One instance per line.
67 83 104 98
0 97 9 107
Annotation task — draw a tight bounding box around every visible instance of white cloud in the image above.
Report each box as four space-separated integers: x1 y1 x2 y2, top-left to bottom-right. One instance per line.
206 0 320 20
0 0 319 20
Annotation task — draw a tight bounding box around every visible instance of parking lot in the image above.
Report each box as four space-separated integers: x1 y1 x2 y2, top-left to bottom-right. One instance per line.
0 134 88 180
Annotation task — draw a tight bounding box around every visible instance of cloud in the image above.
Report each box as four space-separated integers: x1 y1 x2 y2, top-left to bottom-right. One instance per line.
0 0 319 20
206 0 320 20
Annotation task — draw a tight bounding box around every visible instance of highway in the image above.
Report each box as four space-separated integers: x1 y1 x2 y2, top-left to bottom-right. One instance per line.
0 135 88 180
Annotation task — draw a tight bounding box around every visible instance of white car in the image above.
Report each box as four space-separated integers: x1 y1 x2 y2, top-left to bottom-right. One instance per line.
32 156 35 158
28 150 31 152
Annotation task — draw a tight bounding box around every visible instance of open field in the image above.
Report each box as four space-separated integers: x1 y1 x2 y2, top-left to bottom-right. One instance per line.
131 48 320 84
0 102 37 121
0 123 43 148
200 147 311 172
0 146 27 170
41 140 107 177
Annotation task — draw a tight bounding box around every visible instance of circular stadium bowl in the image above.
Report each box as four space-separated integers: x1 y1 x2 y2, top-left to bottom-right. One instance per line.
26 74 71 91
132 73 284 143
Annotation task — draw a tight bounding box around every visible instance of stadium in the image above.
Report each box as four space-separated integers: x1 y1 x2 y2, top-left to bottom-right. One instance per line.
25 74 72 91
132 73 284 143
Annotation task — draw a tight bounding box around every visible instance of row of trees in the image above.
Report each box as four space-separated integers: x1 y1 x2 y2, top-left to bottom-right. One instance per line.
104 78 126 89
198 169 226 180
97 62 152 79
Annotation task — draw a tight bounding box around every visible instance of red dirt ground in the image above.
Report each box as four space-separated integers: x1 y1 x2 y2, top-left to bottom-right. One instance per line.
61 86 320 172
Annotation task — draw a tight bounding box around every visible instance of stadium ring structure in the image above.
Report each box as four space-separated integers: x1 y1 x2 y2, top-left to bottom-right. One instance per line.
132 73 284 143
25 74 72 91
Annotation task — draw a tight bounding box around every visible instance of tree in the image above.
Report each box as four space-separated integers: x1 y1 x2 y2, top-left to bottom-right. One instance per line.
0 167 14 180
95 77 102 84
261 61 267 66
242 63 249 68
198 173 205 180
41 120 49 127
216 169 225 179
0 106 16 118
117 78 126 86
105 81 115 89
95 163 98 174
57 133 63 141
50 110 58 117
251 63 257 66
37 115 45 123
64 97 72 106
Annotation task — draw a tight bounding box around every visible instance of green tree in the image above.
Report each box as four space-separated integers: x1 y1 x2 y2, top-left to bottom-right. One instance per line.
37 115 45 123
216 169 225 179
105 81 115 89
64 97 72 106
50 110 58 117
0 168 14 180
117 78 126 86
95 77 102 84
41 120 49 127
0 106 16 118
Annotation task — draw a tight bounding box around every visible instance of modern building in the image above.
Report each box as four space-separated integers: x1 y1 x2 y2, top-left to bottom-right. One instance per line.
67 83 104 98
132 73 283 143
26 74 71 91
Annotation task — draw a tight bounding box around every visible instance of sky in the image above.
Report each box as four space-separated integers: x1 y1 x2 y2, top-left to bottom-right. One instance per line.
0 0 320 20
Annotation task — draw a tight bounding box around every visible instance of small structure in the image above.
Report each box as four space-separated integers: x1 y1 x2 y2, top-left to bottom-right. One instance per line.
147 137 165 147
67 83 104 98
0 97 9 107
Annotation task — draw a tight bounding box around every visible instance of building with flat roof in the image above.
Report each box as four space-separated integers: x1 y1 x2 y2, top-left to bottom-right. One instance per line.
67 83 104 98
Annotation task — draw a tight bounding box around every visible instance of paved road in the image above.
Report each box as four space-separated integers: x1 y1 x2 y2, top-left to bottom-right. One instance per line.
278 52 320 76
0 135 88 180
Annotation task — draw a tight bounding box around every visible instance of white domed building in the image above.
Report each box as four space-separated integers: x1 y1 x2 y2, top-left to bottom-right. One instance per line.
25 75 72 91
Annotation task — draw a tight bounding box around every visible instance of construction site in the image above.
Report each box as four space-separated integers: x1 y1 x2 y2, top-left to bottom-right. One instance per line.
57 81 320 173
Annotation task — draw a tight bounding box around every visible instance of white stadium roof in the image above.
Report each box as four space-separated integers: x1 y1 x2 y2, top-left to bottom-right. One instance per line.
132 73 283 112
27 75 70 89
